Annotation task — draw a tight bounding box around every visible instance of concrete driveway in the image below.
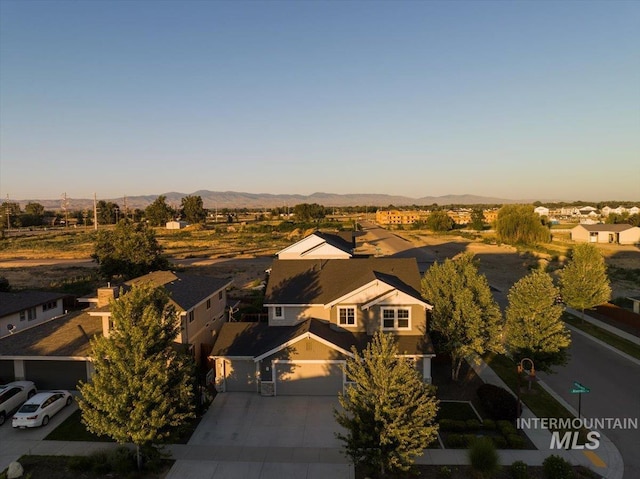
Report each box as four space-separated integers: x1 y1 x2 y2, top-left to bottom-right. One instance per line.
165 393 353 479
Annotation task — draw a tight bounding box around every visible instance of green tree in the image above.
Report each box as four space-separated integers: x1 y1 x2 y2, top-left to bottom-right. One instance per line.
421 253 504 380
0 276 11 292
470 209 485 231
92 220 169 280
293 203 326 222
560 243 611 321
77 284 195 470
145 195 175 226
425 210 454 232
96 200 120 225
495 204 550 245
505 270 570 372
335 332 439 477
180 195 206 224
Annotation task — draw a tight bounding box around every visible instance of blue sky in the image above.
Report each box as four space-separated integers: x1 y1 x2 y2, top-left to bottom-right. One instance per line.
1 0 638 202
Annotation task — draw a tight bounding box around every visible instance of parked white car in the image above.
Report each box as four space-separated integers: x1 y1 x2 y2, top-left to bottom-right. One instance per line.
12 390 72 428
0 381 37 426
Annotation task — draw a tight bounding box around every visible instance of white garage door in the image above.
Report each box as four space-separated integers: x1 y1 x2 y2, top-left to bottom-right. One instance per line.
275 361 344 396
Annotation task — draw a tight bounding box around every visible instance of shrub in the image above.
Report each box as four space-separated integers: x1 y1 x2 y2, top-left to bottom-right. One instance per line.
510 460 528 479
446 434 468 448
543 455 573 479
468 437 500 478
466 418 482 430
497 420 517 436
438 465 453 479
477 384 518 421
507 434 525 449
491 435 508 448
482 418 496 430
439 419 467 431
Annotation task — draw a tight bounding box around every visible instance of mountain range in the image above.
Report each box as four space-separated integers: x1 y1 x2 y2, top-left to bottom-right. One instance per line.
17 191 525 211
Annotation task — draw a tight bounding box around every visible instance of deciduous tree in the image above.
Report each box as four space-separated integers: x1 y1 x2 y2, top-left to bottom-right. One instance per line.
505 270 570 372
421 253 504 380
293 203 326 222
335 332 439 477
180 195 206 224
145 195 175 226
92 220 169 280
425 210 454 232
560 243 611 321
495 204 550 245
470 209 485 231
77 284 195 470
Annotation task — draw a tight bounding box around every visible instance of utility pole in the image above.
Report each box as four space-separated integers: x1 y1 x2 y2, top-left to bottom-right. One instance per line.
93 193 98 230
5 195 10 230
61 193 69 228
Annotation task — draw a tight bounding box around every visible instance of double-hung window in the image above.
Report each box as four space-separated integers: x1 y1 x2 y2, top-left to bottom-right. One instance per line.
381 307 410 330
338 307 356 327
274 306 283 319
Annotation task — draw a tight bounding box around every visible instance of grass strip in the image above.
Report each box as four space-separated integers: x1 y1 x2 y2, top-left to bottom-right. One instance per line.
564 312 640 360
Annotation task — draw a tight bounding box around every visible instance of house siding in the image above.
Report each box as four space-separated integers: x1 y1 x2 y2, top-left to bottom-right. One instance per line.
0 301 64 339
269 305 328 326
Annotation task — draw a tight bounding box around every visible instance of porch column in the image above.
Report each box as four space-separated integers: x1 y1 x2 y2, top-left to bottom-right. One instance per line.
422 356 432 384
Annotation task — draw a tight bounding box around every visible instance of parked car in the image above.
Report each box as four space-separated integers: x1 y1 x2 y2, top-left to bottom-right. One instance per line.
0 381 37 426
12 390 72 428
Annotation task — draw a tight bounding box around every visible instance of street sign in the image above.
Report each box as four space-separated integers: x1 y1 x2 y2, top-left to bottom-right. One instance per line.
570 381 590 394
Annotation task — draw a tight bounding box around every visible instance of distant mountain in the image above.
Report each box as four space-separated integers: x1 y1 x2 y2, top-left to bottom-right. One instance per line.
16 190 522 211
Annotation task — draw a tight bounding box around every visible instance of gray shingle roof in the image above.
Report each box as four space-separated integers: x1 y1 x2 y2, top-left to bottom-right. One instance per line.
0 311 102 357
124 271 232 311
211 318 434 357
0 291 68 318
264 258 422 305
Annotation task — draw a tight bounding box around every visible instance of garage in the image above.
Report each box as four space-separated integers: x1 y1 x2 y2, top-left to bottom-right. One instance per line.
275 360 344 396
0 360 15 383
24 360 89 390
217 359 257 392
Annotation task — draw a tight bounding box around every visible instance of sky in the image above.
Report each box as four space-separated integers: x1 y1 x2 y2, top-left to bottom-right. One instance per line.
1 0 639 203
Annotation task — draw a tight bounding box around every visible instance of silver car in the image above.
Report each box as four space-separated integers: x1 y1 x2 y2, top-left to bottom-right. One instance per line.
0 381 37 426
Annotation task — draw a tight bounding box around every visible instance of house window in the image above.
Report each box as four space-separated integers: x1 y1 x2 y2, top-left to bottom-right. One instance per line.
188 311 195 323
219 291 223 300
20 310 26 321
338 307 356 327
274 306 283 319
206 299 211 310
381 307 411 330
27 308 37 321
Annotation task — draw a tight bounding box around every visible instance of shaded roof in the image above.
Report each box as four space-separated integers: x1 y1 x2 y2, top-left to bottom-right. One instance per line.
211 318 434 357
0 291 68 318
573 224 636 232
313 231 354 254
124 271 232 311
264 258 422 305
0 311 102 357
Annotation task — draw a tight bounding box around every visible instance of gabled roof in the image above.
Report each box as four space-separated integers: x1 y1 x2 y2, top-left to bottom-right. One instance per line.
573 224 636 232
264 258 424 306
210 318 434 358
0 291 68 318
124 271 232 312
0 311 102 358
276 231 354 258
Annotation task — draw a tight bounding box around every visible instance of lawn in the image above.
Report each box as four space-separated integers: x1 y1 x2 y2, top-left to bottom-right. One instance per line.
564 312 640 360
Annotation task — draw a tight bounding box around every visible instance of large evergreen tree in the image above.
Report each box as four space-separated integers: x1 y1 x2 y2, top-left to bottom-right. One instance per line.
495 204 550 245
560 243 611 320
421 253 504 380
77 284 195 469
92 220 169 280
335 332 439 477
505 270 570 372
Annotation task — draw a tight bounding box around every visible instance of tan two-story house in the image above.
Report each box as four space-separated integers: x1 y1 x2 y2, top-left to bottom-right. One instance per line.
210 257 434 396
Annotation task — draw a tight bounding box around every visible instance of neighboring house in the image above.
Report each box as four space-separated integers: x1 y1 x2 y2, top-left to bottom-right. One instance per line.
0 291 67 338
88 271 232 364
534 206 550 217
447 209 472 225
276 231 355 260
375 210 430 225
571 224 640 245
0 310 101 389
211 257 434 396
